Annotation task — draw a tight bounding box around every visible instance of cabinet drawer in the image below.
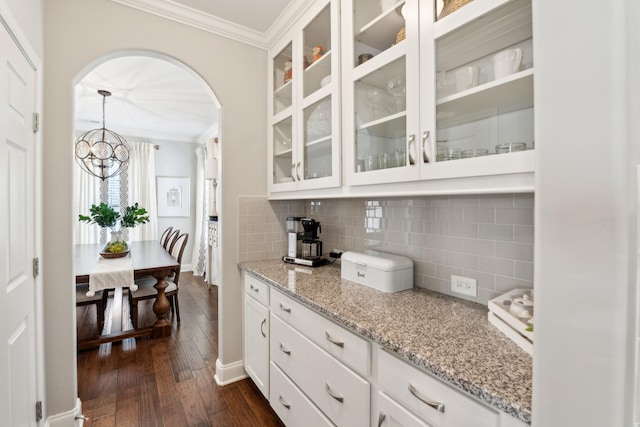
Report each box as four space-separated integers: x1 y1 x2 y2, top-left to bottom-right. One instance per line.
271 289 370 376
243 272 269 306
270 362 335 427
377 349 498 427
271 314 370 427
378 392 432 427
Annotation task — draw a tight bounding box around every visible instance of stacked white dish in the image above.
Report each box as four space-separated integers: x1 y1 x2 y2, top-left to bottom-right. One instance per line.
488 289 533 355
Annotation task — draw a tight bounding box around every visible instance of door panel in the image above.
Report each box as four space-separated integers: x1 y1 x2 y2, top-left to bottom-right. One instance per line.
0 23 37 427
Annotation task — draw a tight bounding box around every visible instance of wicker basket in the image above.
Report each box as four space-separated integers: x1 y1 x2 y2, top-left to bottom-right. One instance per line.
438 0 473 20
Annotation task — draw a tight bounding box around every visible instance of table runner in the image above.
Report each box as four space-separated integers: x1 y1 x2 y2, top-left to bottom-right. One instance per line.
87 254 138 296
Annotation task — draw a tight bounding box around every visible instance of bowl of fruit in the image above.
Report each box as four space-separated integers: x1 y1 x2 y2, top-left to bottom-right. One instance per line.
100 241 129 259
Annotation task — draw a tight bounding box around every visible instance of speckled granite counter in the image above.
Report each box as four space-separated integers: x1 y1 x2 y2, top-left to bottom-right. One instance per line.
239 259 532 425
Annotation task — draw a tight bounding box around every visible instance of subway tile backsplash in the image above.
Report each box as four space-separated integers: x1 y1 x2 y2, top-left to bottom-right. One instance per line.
238 194 534 305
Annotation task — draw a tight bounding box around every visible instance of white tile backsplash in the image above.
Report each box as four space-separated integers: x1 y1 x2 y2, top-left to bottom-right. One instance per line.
238 193 534 305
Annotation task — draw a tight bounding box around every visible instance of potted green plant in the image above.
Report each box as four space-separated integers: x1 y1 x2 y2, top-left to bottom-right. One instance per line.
79 202 149 253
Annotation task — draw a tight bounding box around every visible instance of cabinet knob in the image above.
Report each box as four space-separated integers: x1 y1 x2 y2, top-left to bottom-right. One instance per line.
279 302 292 313
408 134 416 165
260 318 266 338
378 412 387 427
279 342 291 356
325 331 345 348
278 395 291 410
422 130 430 163
325 382 344 403
408 383 445 413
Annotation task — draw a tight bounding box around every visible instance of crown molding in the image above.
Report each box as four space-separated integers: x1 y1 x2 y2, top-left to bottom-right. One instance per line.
107 0 312 51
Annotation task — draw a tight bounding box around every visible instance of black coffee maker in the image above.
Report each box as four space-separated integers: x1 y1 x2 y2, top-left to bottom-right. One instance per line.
301 218 322 259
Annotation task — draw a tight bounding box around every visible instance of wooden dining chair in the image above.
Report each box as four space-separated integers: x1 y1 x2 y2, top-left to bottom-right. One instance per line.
162 228 180 250
76 283 107 337
160 226 173 247
128 232 189 328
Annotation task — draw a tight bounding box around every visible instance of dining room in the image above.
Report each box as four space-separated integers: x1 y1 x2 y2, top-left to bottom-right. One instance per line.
72 54 221 350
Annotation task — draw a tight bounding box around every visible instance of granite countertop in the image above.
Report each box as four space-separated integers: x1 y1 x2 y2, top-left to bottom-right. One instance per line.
239 259 532 425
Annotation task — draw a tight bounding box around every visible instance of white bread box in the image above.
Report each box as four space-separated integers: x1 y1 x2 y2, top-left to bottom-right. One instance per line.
341 251 413 293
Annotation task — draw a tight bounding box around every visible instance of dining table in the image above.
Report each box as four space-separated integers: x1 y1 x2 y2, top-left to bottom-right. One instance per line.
75 240 179 350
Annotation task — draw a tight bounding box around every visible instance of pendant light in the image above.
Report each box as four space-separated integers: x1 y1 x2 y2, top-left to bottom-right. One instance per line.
74 90 130 180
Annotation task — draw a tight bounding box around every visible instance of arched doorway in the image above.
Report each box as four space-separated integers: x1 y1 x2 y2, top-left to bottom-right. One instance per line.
72 50 221 349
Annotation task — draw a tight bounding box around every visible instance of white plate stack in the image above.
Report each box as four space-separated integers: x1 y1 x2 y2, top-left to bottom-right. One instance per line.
488 289 533 355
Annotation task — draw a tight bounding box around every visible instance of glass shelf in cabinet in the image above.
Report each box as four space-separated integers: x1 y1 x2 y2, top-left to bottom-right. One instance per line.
274 79 292 98
358 112 406 138
434 0 530 40
356 1 405 52
306 135 332 149
436 70 533 129
274 147 293 158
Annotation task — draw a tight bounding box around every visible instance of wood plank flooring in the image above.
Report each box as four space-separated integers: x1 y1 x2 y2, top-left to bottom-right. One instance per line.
76 272 284 427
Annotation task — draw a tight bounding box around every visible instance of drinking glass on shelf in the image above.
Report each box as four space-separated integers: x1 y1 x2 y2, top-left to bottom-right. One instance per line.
367 154 379 171
394 149 406 167
367 88 385 120
386 78 406 113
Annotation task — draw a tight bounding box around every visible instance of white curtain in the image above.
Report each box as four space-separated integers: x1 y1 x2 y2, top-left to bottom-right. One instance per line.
126 141 158 242
73 163 101 244
191 146 208 276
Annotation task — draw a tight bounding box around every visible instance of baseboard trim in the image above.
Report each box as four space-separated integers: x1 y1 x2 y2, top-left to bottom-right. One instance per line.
45 397 83 427
214 358 247 386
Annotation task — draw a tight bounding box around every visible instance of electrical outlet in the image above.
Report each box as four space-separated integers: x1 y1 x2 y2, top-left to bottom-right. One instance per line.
450 275 477 297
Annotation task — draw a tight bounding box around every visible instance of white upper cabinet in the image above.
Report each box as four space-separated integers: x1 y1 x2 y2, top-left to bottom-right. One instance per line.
268 0 535 198
343 0 535 191
268 0 342 193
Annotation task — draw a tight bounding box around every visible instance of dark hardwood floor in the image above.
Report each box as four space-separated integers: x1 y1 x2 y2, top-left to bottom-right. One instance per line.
76 272 284 427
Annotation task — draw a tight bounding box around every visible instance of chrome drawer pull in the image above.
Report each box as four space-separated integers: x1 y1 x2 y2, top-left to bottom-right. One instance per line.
378 412 387 427
279 342 291 356
260 318 266 338
250 284 259 293
279 303 291 313
408 383 445 413
278 395 291 409
325 331 344 348
325 382 344 403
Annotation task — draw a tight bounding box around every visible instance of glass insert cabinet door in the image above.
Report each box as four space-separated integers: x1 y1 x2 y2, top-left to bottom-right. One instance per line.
344 0 421 186
430 0 534 169
269 0 341 193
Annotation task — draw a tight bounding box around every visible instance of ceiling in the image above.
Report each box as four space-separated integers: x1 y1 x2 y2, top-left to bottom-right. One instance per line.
75 0 297 143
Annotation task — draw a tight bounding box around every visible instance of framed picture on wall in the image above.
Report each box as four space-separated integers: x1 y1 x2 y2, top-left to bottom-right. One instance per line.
157 177 190 217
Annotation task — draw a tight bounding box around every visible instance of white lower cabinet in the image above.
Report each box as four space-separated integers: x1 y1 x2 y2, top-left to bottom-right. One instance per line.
377 392 432 427
270 361 335 427
377 349 498 427
244 274 527 427
243 273 270 398
270 314 370 427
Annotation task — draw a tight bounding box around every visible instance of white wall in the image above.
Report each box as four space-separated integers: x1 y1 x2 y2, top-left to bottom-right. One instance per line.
533 1 638 425
44 0 266 419
152 137 201 268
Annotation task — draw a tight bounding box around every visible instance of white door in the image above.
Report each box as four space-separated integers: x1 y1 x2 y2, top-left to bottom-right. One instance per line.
0 23 38 426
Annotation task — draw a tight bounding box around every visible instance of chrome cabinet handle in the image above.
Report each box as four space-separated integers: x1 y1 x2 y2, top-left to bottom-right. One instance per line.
378 412 387 427
408 383 445 413
408 134 416 165
325 331 344 348
250 284 259 293
279 342 291 356
278 395 291 409
260 318 266 338
291 163 297 181
279 303 291 313
325 383 344 403
296 162 302 181
422 130 430 163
